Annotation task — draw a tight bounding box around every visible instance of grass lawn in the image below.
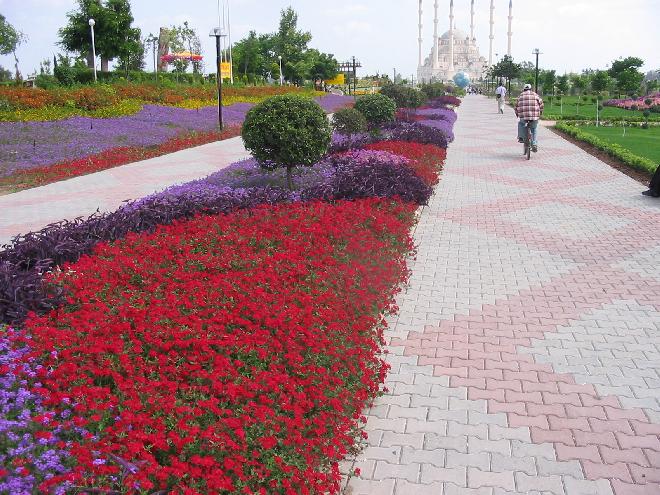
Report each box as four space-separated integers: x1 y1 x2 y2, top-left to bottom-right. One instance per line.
577 125 660 163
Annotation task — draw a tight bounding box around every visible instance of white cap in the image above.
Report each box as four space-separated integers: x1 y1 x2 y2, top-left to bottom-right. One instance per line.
523 84 532 90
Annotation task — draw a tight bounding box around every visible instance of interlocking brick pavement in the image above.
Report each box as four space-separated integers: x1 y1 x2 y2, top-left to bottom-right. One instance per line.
344 95 660 495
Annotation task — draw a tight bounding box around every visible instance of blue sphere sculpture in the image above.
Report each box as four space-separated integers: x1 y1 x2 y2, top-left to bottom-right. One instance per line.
453 72 471 89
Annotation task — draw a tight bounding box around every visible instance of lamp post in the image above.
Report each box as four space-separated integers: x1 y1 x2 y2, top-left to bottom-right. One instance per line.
210 27 228 129
278 55 283 85
89 19 97 83
533 48 541 93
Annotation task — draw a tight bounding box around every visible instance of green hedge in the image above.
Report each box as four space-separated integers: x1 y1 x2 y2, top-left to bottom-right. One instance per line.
546 114 660 123
555 122 656 175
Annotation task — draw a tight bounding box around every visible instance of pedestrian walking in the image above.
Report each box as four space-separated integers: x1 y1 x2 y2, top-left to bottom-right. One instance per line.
495 81 507 114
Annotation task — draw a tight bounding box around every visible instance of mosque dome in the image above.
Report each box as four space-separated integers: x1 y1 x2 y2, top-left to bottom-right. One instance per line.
440 29 469 40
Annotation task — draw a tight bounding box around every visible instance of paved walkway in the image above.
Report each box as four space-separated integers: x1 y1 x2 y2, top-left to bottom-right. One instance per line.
345 95 660 495
0 136 251 246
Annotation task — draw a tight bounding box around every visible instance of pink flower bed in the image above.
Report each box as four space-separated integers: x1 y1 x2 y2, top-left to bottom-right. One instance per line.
603 92 660 110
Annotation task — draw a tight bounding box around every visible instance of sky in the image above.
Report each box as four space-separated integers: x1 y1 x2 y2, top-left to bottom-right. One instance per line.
1 0 659 80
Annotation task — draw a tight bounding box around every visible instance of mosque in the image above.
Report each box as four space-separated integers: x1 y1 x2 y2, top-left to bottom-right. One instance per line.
417 0 513 84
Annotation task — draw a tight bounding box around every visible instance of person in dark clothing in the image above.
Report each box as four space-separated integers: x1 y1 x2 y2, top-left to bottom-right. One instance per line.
642 165 660 197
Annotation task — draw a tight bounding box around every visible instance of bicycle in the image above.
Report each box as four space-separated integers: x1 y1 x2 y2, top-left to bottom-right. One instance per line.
522 120 533 160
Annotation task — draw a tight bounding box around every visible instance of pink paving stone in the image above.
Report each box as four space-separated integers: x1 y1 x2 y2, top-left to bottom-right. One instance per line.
605 407 650 422
574 430 619 449
469 368 503 380
526 403 567 417
522 380 559 393
555 444 602 463
611 479 660 495
583 460 633 483
600 447 650 467
632 421 660 436
590 418 635 435
629 465 660 484
488 400 526 415
432 365 468 378
616 434 660 451
468 387 505 402
508 412 550 429
547 416 590 432
530 427 575 446
565 405 608 420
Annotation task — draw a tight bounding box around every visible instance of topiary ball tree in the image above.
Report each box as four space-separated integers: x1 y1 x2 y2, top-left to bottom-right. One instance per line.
354 93 397 128
242 94 331 190
332 107 368 136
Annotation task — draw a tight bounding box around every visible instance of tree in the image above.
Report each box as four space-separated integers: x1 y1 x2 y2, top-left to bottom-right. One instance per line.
590 70 611 93
242 95 331 190
0 14 27 80
541 70 556 95
305 49 338 86
59 0 140 71
491 55 522 90
273 7 312 84
556 75 570 95
116 32 145 73
164 22 204 75
354 94 397 127
570 74 587 95
232 30 267 79
0 65 12 82
608 57 645 95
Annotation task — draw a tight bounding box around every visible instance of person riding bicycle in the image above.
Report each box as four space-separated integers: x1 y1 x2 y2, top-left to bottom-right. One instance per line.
515 84 544 152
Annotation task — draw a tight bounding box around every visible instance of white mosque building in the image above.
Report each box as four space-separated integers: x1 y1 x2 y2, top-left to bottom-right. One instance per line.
417 0 514 84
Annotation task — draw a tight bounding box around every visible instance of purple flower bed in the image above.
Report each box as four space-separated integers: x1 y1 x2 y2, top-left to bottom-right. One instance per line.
0 95 353 178
0 327 85 494
302 150 432 204
416 107 458 124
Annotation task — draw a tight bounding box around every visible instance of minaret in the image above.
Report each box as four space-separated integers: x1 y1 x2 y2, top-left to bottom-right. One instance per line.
418 0 423 68
507 0 513 57
470 0 475 40
432 0 439 68
489 0 495 66
449 0 455 73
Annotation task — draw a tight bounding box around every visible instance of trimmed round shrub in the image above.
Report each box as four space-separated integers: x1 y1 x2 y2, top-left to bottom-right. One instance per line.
380 84 426 108
332 107 368 135
420 82 446 99
354 93 397 127
242 94 331 189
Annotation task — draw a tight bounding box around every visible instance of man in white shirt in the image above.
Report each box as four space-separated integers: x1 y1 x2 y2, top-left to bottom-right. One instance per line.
495 81 507 114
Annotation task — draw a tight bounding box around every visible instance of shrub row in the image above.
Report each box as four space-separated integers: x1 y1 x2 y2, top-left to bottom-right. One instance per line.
554 122 657 175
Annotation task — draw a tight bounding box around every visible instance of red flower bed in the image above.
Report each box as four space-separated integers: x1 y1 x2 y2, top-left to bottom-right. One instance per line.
25 198 416 494
1 126 241 191
365 141 446 186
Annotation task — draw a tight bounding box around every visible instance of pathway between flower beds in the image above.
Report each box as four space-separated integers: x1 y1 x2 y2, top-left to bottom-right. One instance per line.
345 95 660 495
0 136 251 246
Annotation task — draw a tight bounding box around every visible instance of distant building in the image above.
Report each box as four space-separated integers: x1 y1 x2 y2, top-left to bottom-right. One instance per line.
417 0 513 84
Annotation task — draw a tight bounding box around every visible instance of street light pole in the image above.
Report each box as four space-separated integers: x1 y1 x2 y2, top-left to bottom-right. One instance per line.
210 27 227 129
89 19 97 83
533 48 541 93
278 55 283 85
